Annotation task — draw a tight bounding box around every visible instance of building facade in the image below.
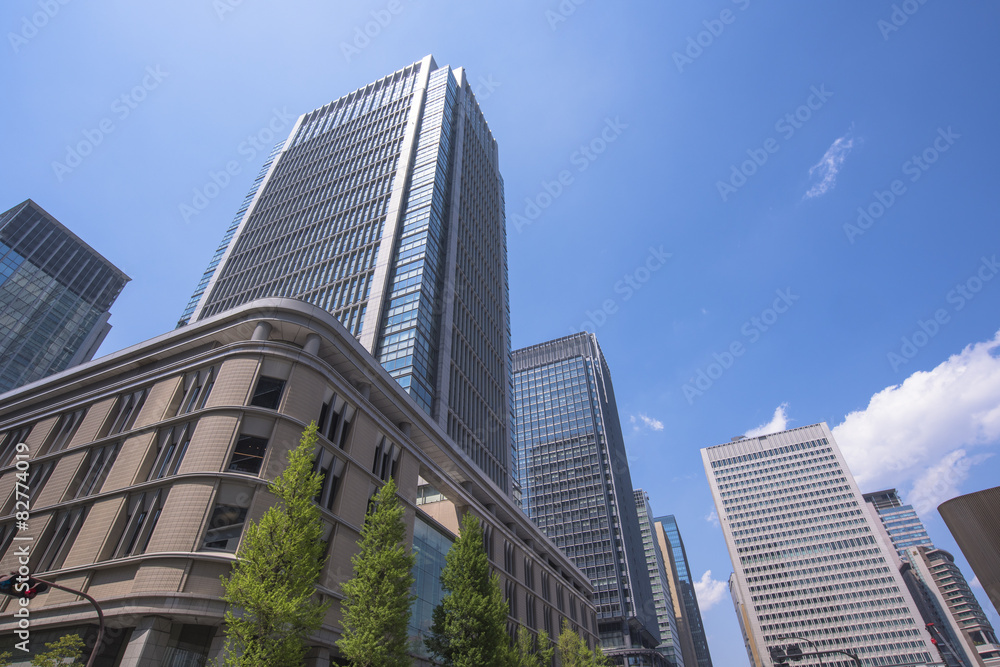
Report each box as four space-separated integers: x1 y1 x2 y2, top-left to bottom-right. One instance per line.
0 199 129 394
635 490 683 666
864 489 999 666
702 423 940 667
0 299 597 665
512 333 662 665
654 515 713 667
939 487 1000 620
179 55 514 495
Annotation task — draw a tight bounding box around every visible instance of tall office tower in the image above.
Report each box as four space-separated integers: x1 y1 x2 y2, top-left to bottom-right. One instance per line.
653 519 701 667
0 199 128 394
635 490 683 666
180 56 514 493
654 515 714 667
940 486 1000 619
513 333 663 665
864 489 934 559
702 423 939 667
865 489 999 665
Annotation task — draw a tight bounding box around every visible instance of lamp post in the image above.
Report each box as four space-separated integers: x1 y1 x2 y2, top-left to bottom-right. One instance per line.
21 576 105 667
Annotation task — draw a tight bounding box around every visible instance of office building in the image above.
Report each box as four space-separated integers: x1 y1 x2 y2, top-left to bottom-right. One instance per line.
655 515 714 667
865 489 999 665
179 55 514 495
0 199 128 394
0 298 597 665
864 489 934 559
940 486 1000 619
635 490 683 666
513 333 663 665
702 423 939 667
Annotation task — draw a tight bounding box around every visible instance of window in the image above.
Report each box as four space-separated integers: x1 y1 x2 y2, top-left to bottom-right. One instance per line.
541 571 551 602
505 579 517 617
113 490 164 558
504 541 516 576
0 425 31 467
203 485 252 552
36 506 87 572
524 557 535 591
543 605 553 637
313 448 346 511
148 423 191 480
318 393 355 449
105 388 149 436
177 366 215 415
23 460 56 505
526 594 537 630
228 434 268 475
43 408 86 454
483 523 494 561
371 435 399 482
70 442 120 499
249 376 285 410
556 584 565 613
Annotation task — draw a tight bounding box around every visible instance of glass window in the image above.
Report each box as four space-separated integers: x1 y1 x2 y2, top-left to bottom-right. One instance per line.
202 484 252 552
105 388 149 436
113 490 164 558
313 448 346 511
43 408 87 454
177 367 216 415
371 435 399 482
36 506 87 572
228 434 268 475
71 442 120 499
148 423 191 480
0 425 32 467
249 376 285 410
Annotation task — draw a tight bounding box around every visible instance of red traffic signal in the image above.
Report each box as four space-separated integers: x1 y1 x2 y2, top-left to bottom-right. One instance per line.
0 574 49 599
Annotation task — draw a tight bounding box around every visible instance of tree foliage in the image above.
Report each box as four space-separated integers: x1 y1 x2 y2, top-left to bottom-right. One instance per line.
337 477 415 667
30 634 85 667
510 626 554 667
220 422 331 666
424 512 509 667
557 620 610 667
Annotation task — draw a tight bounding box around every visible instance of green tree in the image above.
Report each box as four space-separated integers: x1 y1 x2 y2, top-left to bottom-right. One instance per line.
30 634 85 667
337 477 415 667
510 626 554 667
219 422 331 666
557 620 610 667
425 512 509 667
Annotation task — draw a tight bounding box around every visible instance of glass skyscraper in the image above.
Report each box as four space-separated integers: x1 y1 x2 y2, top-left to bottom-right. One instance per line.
703 423 938 667
179 56 514 493
863 489 934 559
513 333 663 665
0 199 128 394
655 515 714 667
635 490 683 667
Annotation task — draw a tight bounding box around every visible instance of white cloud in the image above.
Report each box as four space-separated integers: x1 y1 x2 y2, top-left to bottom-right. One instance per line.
833 330 1000 511
694 570 728 611
632 413 664 432
745 403 790 437
705 510 720 527
804 130 855 199
972 576 983 590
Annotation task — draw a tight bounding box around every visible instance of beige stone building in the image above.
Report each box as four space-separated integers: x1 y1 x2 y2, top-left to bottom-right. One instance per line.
0 299 597 665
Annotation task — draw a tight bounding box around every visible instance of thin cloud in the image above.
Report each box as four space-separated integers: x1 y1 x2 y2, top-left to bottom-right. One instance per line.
705 509 719 527
745 403 790 438
833 330 1000 516
694 570 728 611
804 130 856 199
631 413 664 432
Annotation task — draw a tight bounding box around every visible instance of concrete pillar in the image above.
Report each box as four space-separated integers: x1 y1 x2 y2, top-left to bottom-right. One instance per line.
304 644 331 667
119 616 172 666
304 333 321 356
251 321 272 341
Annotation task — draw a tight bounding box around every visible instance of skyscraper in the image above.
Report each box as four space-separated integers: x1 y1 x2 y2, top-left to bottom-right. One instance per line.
0 199 128 394
513 333 663 665
864 489 999 666
635 490 683 666
179 56 514 493
940 486 1000 619
654 515 714 667
702 423 939 666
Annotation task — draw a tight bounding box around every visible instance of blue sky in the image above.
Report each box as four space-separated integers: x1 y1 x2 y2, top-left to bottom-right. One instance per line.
5 1 1000 663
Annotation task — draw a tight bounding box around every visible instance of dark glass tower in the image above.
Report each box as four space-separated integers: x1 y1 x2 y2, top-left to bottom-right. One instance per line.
635 490 683 667
513 333 663 665
0 199 128 393
654 516 714 667
179 56 514 493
